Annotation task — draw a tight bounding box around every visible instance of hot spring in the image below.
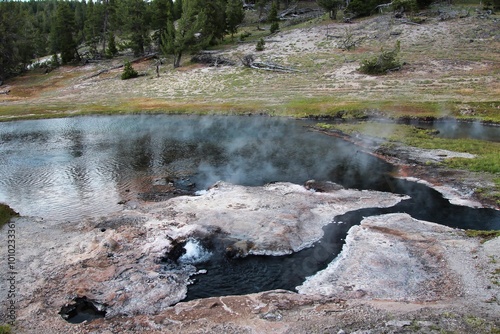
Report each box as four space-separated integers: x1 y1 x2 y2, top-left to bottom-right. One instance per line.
0 115 499 303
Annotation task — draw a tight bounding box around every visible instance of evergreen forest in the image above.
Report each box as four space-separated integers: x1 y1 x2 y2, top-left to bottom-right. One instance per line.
1 0 498 81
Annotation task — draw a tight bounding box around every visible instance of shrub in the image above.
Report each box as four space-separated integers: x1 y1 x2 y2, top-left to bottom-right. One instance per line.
0 203 18 228
239 31 251 41
358 41 402 75
392 0 417 13
0 324 12 334
256 38 265 51
347 0 382 17
50 54 60 67
121 61 138 80
270 21 280 34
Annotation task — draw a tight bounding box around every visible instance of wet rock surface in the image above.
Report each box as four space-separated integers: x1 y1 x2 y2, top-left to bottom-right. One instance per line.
1 183 499 333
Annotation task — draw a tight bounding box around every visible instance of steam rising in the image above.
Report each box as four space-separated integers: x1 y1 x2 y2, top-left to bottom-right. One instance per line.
178 239 212 265
1 114 498 222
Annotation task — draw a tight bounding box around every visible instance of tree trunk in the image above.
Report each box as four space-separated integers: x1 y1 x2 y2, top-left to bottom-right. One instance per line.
173 52 182 68
330 9 337 20
102 0 109 54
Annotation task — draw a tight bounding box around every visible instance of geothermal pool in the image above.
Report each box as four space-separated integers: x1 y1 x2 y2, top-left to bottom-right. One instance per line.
0 114 396 221
1 115 499 303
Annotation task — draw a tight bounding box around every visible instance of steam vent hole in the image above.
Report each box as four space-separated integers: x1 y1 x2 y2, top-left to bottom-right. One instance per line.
59 296 106 324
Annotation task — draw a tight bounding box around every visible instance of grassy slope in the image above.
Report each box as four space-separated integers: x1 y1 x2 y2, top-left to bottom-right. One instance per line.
0 3 498 121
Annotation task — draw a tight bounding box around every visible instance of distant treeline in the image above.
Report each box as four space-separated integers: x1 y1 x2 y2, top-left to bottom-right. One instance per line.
1 0 497 80
0 0 248 79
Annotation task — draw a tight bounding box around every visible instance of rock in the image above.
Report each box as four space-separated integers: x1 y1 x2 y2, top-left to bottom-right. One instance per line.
297 213 498 306
2 184 498 333
304 180 344 192
260 311 283 321
101 237 118 251
225 240 254 258
155 181 407 256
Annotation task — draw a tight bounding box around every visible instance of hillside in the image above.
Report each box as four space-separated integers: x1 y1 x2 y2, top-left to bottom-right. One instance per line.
0 3 498 121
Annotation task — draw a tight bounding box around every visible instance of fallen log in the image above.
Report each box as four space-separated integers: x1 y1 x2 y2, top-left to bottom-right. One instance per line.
85 53 158 80
279 5 297 19
191 53 235 66
250 61 302 73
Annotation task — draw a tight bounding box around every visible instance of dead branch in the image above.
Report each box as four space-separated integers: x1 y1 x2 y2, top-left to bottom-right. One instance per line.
250 61 302 73
191 53 235 66
240 54 255 68
240 53 301 73
279 5 297 19
84 53 158 80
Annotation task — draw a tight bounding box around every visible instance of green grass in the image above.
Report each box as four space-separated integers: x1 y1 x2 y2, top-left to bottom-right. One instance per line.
0 203 18 228
0 324 11 334
465 230 500 243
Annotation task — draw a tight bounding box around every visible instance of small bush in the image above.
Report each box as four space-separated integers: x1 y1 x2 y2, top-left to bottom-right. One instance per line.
0 324 12 334
50 54 60 67
270 21 280 34
358 41 402 75
256 38 265 51
392 0 418 13
121 61 138 80
0 203 18 228
239 31 251 41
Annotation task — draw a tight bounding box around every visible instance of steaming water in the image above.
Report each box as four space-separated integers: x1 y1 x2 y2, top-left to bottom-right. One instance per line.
1 115 499 302
0 115 395 221
414 119 500 142
178 239 213 265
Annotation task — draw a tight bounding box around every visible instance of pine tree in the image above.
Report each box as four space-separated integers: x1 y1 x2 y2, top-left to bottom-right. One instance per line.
161 0 207 68
84 0 100 57
269 1 279 33
173 0 183 20
106 31 118 57
226 0 245 39
151 0 174 49
127 0 148 56
101 0 116 55
200 0 226 45
74 0 86 45
268 1 278 23
121 61 138 79
52 2 79 64
0 1 21 79
317 0 343 20
256 0 270 29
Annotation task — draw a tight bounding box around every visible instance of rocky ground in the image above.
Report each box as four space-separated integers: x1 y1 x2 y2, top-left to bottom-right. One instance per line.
1 180 499 333
314 126 499 210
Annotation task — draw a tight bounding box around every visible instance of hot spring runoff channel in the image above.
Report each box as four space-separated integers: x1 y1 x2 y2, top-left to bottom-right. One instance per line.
0 115 499 300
